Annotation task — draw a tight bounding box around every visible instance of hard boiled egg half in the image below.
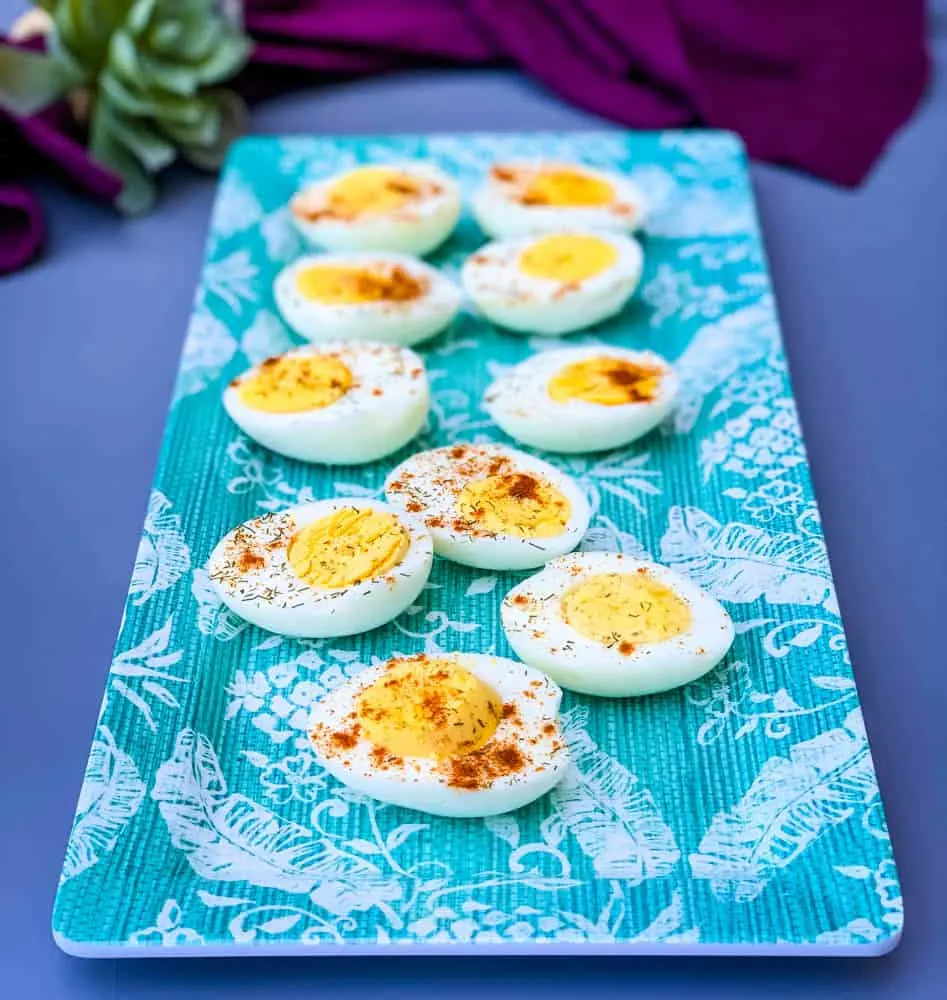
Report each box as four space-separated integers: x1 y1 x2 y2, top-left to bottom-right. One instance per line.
274 252 462 347
384 443 591 570
308 653 568 818
224 341 429 465
290 162 461 255
207 500 433 638
501 552 734 697
462 232 643 336
484 346 677 453
472 161 647 239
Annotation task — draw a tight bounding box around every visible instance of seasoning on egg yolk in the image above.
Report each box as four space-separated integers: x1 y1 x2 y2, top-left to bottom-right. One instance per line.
457 473 572 538
326 166 424 217
548 357 664 406
561 572 692 653
518 234 618 284
237 354 353 413
296 263 426 305
356 658 503 759
518 168 614 207
287 507 409 588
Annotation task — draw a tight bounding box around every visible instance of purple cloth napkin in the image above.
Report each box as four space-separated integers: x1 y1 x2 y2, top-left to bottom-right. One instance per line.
245 0 930 185
1 0 930 275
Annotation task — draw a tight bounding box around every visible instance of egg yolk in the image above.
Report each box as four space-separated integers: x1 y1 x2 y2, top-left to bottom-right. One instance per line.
327 166 423 217
357 658 502 759
237 354 353 413
548 357 664 406
296 263 426 305
287 507 409 588
457 472 572 538
561 572 692 652
518 234 618 284
521 168 614 207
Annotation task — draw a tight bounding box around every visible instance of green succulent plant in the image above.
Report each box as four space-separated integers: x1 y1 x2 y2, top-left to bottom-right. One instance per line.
1 0 251 212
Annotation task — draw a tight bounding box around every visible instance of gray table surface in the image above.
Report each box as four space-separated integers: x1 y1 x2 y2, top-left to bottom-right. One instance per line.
2 4 946 997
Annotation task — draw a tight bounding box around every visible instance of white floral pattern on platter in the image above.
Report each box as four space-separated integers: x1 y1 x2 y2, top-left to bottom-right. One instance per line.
149 711 686 944
54 132 897 955
128 900 205 946
690 709 879 902
109 618 189 733
660 505 838 614
174 306 237 403
686 660 857 746
61 726 145 883
130 490 191 607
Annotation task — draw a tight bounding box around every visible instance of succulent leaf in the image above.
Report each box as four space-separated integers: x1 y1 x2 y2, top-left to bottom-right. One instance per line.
36 0 251 213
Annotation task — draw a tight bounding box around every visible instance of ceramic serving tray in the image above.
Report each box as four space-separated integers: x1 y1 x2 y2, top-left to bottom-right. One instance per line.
52 131 901 957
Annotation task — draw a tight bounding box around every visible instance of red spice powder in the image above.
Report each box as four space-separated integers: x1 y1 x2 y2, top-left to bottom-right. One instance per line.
369 745 403 770
505 473 540 501
442 741 526 790
236 549 265 573
329 724 360 751
487 456 509 476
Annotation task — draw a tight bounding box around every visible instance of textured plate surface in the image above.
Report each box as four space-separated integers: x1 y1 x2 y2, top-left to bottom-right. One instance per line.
52 131 900 957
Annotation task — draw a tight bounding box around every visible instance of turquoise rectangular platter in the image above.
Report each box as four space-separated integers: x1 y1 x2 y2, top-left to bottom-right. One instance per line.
51 131 901 957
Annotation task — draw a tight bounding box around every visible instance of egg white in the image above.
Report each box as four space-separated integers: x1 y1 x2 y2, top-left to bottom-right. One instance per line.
472 161 647 240
461 231 644 337
501 552 735 697
223 341 429 465
384 443 591 570
484 346 677 454
274 252 462 347
206 500 433 638
308 653 568 818
290 161 461 255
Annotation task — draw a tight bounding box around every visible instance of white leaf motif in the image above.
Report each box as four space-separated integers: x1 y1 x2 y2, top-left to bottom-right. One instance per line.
811 675 856 691
670 302 777 433
630 891 699 944
62 727 145 882
689 710 878 901
465 576 497 597
260 207 303 262
130 491 191 606
212 173 263 238
192 568 247 641
551 709 680 882
152 730 399 915
174 308 237 402
660 506 836 610
240 310 295 365
257 914 302 935
202 250 259 314
196 890 254 908
483 814 520 848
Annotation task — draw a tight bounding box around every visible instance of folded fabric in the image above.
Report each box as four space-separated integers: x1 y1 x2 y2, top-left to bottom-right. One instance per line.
0 179 43 274
245 0 930 186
